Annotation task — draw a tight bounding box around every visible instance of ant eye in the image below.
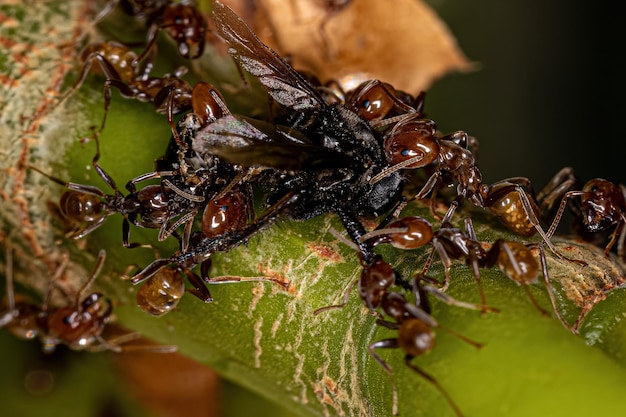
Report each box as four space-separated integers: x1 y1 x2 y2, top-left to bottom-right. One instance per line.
362 99 370 109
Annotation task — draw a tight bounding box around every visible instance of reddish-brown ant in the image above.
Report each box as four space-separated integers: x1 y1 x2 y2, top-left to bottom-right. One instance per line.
1 245 176 353
540 167 626 259
370 117 577 264
369 274 482 416
360 215 574 329
58 38 227 146
29 137 205 249
345 79 422 125
96 0 207 60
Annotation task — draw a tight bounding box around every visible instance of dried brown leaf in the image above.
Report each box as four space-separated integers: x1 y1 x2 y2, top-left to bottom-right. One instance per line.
229 0 474 94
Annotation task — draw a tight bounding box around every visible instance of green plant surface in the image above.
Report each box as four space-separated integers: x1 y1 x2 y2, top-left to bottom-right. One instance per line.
2 2 626 417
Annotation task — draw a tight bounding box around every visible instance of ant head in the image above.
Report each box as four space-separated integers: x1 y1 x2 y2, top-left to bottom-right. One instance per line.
581 179 625 231
162 3 207 59
383 119 439 169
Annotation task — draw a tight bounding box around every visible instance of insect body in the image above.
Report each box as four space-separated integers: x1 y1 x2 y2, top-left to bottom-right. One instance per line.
193 1 405 262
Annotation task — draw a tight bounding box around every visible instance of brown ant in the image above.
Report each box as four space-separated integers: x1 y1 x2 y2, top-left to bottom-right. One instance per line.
370 117 578 264
369 274 483 416
29 136 205 249
58 38 227 146
360 215 574 329
344 79 423 126
1 245 175 353
126 191 302 312
96 0 207 60
540 167 626 259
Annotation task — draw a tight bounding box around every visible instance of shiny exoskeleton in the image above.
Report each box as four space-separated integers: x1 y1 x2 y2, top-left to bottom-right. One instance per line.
541 167 626 259
97 0 207 60
369 274 482 416
193 1 405 262
30 138 204 248
370 116 573 262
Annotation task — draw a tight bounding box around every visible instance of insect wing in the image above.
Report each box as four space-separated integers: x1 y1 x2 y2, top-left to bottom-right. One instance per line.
193 116 352 171
211 1 325 111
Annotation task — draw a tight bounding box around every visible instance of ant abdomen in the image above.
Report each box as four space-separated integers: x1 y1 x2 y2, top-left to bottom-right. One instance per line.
59 190 107 224
484 184 540 237
136 268 186 316
398 318 435 357
201 190 249 238
3 297 40 340
362 216 433 250
493 240 538 285
80 41 138 83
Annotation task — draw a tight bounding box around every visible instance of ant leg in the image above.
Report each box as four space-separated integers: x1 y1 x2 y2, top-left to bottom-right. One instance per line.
41 253 70 313
545 190 584 239
368 339 401 416
404 358 464 417
130 258 172 285
517 186 587 266
200 259 289 291
603 219 625 257
91 135 122 194
74 250 106 307
617 215 626 258
185 267 213 303
430 239 453 290
313 278 358 315
536 167 576 211
420 282 495 313
467 243 491 314
1 242 17 326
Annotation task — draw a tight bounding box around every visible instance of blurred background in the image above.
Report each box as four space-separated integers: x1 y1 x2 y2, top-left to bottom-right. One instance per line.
425 0 626 187
2 1 626 416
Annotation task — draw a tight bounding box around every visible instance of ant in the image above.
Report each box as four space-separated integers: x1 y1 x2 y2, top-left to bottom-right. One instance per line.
360 214 574 329
96 0 207 60
370 116 579 264
29 136 205 249
540 167 626 259
344 79 423 126
369 274 482 416
127 190 303 310
193 1 406 261
58 37 227 146
1 245 176 353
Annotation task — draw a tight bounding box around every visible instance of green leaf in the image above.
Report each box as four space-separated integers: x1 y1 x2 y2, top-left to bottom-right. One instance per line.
2 2 626 417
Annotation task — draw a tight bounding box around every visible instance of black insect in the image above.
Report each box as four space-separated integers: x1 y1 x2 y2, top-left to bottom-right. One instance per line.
192 0 404 262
